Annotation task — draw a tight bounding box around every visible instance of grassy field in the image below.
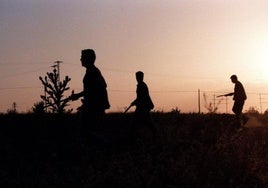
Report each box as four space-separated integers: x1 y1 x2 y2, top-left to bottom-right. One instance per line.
0 112 268 187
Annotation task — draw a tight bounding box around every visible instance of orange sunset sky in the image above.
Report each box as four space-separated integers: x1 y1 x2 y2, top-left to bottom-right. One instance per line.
1 0 268 113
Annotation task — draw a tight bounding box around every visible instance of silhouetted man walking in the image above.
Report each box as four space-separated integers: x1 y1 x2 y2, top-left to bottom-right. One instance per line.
224 75 247 127
130 71 156 137
70 49 110 132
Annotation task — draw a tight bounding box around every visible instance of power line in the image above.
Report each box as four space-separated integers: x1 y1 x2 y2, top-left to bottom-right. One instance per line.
0 66 50 79
64 62 168 77
151 90 197 93
0 86 42 90
0 86 268 95
65 63 222 79
0 61 249 82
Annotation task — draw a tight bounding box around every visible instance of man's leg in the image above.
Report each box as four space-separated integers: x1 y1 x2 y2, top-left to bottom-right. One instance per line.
232 100 245 128
242 115 249 125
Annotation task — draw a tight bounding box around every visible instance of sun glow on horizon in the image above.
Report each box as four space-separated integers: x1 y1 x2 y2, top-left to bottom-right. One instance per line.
252 38 268 82
2 1 268 113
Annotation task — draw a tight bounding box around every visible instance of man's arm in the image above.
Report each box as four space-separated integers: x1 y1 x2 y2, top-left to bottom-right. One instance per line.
224 92 234 96
69 91 84 101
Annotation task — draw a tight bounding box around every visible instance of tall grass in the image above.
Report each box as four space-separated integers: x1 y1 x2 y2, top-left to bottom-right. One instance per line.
0 113 267 187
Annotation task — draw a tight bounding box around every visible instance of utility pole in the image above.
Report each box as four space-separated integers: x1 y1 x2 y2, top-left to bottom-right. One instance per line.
213 94 216 111
12 102 17 113
225 96 228 113
259 93 262 114
198 89 201 114
52 61 62 83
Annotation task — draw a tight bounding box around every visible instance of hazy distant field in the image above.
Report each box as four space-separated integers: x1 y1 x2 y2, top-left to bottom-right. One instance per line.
0 113 267 187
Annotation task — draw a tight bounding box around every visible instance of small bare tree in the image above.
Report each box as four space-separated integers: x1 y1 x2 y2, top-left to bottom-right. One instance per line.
39 68 72 113
7 102 18 114
203 93 223 113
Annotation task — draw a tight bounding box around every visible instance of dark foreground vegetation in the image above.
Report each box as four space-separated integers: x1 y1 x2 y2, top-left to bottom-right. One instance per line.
0 112 268 187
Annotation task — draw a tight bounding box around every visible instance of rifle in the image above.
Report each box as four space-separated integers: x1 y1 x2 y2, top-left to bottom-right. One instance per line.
216 93 233 98
124 104 133 113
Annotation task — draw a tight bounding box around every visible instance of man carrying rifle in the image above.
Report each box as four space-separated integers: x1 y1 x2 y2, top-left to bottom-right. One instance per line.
220 75 248 127
128 71 156 138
